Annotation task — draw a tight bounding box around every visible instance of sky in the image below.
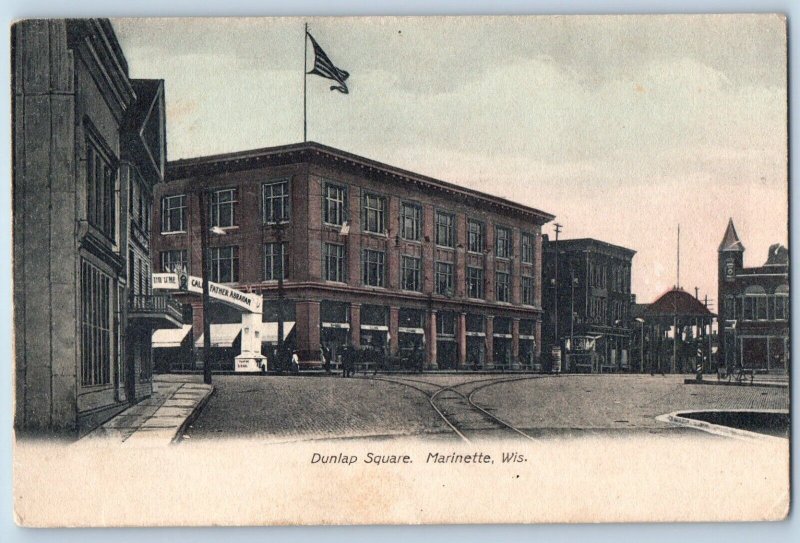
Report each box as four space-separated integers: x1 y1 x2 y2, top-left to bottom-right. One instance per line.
112 15 788 306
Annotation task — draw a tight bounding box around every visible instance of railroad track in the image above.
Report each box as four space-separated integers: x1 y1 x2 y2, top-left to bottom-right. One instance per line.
370 375 540 443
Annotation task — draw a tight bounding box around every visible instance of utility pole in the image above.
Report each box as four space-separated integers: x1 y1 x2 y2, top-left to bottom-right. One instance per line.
553 223 562 373
199 190 213 385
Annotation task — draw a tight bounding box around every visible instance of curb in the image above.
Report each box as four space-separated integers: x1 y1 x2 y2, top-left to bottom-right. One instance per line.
656 409 788 443
683 378 788 389
171 385 215 444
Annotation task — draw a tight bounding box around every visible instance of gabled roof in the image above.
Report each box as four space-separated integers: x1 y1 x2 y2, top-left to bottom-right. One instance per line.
643 288 716 318
719 218 744 252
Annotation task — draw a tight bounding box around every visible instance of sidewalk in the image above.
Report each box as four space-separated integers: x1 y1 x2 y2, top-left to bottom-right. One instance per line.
81 374 213 445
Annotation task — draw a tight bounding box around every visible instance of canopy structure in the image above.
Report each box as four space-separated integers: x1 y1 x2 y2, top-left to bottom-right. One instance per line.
152 324 192 348
194 323 243 348
259 322 295 343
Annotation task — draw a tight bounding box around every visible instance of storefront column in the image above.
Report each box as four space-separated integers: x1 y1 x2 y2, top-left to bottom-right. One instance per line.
458 312 467 369
296 300 321 358
485 315 494 368
389 306 400 356
190 301 203 369
512 318 520 369
427 309 438 369
350 303 361 348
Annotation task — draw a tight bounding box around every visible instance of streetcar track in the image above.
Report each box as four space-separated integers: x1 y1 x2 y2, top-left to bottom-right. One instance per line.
370 374 543 443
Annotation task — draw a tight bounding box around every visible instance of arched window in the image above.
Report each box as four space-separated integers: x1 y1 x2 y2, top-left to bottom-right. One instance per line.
742 285 767 321
774 284 789 321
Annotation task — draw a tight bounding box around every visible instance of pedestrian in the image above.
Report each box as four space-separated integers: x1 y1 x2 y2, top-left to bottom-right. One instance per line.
321 345 331 374
291 350 300 374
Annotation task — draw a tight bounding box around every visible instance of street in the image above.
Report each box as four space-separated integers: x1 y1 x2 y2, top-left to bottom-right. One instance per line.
183 373 789 442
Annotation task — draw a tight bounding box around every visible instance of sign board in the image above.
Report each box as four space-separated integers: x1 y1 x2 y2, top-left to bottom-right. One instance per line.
152 273 262 314
551 346 562 373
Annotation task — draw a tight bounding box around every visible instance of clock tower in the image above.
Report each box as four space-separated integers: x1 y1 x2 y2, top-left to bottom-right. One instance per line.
717 218 744 367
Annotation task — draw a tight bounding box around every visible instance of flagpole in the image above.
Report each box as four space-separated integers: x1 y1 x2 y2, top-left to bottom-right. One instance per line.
303 22 308 142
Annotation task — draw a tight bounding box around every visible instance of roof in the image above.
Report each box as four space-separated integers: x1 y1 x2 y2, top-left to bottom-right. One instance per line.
630 303 649 320
719 218 744 252
166 142 555 224
543 236 636 259
643 288 716 318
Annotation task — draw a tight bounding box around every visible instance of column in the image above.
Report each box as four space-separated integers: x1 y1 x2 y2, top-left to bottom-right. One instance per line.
350 303 361 348
389 305 400 356
458 312 467 369
190 300 204 357
485 315 494 368
427 309 438 369
295 300 321 359
512 317 520 369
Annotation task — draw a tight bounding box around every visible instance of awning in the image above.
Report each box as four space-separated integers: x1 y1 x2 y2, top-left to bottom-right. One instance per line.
152 324 192 348
194 323 243 348
259 321 296 343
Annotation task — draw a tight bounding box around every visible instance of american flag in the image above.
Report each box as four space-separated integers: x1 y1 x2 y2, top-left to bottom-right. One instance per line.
306 32 350 94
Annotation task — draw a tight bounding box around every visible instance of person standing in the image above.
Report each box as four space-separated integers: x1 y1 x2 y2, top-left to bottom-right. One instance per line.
291 350 300 374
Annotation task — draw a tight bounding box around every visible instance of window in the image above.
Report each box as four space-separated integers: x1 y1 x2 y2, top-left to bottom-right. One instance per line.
755 295 768 320
160 250 187 273
86 139 116 239
264 242 287 281
81 259 112 386
210 246 239 283
263 180 290 223
521 233 534 264
401 202 421 241
435 211 455 247
437 312 455 336
324 243 346 282
468 220 485 253
495 226 512 258
467 267 484 299
362 249 386 287
401 256 421 291
324 183 347 225
363 193 387 234
522 276 535 305
496 271 510 302
435 262 454 296
161 194 186 233
775 286 789 320
211 188 237 228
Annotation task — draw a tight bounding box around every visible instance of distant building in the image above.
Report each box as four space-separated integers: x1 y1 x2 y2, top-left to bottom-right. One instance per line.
152 142 555 371
541 237 636 372
717 219 789 372
13 20 181 435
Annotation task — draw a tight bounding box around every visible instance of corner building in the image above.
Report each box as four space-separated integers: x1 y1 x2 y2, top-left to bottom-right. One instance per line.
154 142 554 369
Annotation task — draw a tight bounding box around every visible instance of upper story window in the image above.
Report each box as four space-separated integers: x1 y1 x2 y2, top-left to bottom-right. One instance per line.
495 226 512 258
324 243 346 282
496 271 510 302
324 183 347 226
467 266 484 299
211 188 237 228
401 256 421 291
774 285 789 321
435 211 455 248
435 262 454 296
86 137 116 240
521 233 534 264
401 202 421 241
160 250 187 273
467 220 485 253
161 194 186 233
362 249 386 287
264 242 287 281
522 276 535 305
210 246 239 283
363 193 387 234
263 180 290 223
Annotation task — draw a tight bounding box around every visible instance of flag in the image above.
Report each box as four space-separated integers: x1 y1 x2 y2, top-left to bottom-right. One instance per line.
306 32 350 94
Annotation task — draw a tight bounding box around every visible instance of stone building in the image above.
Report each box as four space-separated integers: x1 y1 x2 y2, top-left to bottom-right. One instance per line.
152 142 554 370
541 237 636 372
717 219 789 372
13 19 181 435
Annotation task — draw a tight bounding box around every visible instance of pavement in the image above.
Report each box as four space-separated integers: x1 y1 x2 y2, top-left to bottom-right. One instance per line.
182 372 789 443
80 374 213 445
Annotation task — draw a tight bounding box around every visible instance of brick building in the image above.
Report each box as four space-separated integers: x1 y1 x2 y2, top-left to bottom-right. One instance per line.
541 237 636 372
153 142 554 370
13 19 181 435
717 219 789 373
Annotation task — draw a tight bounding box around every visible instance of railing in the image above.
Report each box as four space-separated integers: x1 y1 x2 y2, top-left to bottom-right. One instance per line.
129 294 183 322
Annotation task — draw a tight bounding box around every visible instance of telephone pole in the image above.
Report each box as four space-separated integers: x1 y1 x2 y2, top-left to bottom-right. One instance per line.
553 223 563 373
